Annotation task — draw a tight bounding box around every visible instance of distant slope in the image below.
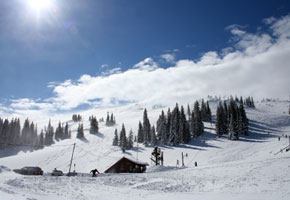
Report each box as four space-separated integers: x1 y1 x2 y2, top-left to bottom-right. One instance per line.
0 99 290 200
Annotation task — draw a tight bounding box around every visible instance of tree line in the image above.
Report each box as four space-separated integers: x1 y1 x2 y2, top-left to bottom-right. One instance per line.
112 99 211 152
216 97 249 140
105 112 116 126
0 118 71 151
76 115 100 138
153 100 211 146
112 124 134 152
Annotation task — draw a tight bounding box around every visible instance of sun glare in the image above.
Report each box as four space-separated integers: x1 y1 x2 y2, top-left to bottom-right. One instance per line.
28 0 52 11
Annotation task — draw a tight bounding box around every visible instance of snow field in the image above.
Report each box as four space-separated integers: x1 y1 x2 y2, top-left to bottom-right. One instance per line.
0 99 290 199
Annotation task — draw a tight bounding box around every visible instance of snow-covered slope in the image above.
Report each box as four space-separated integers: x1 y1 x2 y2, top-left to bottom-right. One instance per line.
0 99 290 200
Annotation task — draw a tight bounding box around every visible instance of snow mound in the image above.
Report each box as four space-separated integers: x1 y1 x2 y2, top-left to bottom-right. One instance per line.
0 166 10 173
146 165 179 173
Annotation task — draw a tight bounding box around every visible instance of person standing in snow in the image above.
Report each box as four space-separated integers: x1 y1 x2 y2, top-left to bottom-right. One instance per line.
90 168 100 177
195 161 198 167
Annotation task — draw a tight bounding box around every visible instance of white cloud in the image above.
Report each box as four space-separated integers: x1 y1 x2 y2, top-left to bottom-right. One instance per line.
4 14 290 114
101 64 108 68
160 53 175 63
270 15 290 39
101 67 122 76
10 98 54 111
263 16 277 25
133 57 158 71
226 24 247 36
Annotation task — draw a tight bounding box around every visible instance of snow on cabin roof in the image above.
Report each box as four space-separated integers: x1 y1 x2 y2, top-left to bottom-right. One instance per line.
104 156 149 173
122 156 149 166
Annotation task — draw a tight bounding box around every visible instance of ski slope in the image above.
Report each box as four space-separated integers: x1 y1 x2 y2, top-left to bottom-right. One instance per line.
0 99 290 200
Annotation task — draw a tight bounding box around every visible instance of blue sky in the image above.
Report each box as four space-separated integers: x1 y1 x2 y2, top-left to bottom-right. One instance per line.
1 0 290 115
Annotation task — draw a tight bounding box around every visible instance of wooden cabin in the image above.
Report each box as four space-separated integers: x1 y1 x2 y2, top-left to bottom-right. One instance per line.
104 157 149 173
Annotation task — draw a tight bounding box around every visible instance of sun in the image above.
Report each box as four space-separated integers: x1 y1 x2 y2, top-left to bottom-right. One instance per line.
28 0 52 11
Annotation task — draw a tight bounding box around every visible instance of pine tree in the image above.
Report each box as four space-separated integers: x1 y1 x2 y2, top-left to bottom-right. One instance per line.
113 128 119 146
39 130 44 147
166 108 172 142
201 99 207 121
156 110 167 144
228 99 239 140
215 102 224 137
228 115 235 140
143 109 151 146
239 96 243 105
90 116 99 134
192 101 204 137
239 103 249 136
9 119 21 144
55 122 63 141
119 124 127 152
77 123 84 138
1 119 9 147
251 97 255 108
187 104 191 120
206 101 212 121
31 122 38 147
151 126 157 146
105 113 116 126
7 119 15 145
21 118 30 145
64 123 70 139
106 112 110 126
170 103 180 146
110 113 114 124
137 121 143 143
127 129 134 149
44 120 54 146
179 105 190 144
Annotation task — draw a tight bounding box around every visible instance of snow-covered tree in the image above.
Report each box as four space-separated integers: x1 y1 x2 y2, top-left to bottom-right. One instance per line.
90 116 99 134
169 104 180 146
151 126 157 146
113 128 119 146
142 109 151 146
119 124 127 152
127 129 134 149
137 121 143 143
156 110 167 144
77 123 84 138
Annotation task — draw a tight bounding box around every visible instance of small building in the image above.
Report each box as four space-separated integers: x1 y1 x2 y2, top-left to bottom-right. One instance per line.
104 157 149 173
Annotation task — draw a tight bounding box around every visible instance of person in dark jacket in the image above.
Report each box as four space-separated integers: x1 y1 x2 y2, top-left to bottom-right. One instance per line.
90 168 100 177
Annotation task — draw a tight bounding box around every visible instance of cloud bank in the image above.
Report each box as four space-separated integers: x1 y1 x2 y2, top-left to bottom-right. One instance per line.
4 14 290 116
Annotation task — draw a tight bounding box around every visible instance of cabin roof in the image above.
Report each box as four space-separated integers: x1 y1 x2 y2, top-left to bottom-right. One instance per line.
104 156 149 173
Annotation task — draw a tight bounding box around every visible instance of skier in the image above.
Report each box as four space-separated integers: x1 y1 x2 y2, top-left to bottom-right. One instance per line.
195 161 198 167
90 168 100 177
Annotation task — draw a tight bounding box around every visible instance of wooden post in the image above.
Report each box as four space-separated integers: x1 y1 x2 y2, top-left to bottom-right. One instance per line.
181 152 184 167
68 143 76 176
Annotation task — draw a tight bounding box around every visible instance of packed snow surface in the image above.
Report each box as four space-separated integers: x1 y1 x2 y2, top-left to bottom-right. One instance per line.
1 99 290 200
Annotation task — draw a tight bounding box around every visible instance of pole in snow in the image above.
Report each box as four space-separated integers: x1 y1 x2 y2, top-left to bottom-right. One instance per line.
68 143 76 176
181 152 185 167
